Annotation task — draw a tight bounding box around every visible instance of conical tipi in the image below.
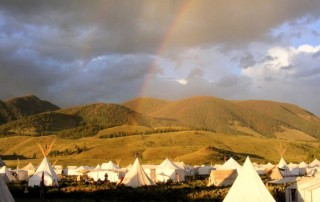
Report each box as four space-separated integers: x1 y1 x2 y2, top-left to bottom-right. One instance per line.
28 138 59 187
0 173 15 202
122 158 155 188
29 157 59 187
223 157 275 202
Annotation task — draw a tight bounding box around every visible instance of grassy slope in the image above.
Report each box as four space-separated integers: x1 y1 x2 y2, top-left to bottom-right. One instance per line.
236 100 320 138
1 126 318 168
1 96 320 168
125 96 283 136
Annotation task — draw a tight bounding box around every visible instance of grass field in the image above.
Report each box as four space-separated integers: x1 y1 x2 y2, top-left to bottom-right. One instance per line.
1 125 319 168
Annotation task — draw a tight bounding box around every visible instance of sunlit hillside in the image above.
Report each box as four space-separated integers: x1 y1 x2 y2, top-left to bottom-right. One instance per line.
1 127 319 168
1 95 320 168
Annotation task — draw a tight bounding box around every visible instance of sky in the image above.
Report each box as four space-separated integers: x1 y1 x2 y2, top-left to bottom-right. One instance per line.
0 0 320 115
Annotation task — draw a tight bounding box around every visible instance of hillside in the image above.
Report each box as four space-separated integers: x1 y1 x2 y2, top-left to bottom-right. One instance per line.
0 95 59 124
0 95 319 140
1 130 319 168
236 100 320 138
1 95 320 167
124 96 278 137
0 102 178 138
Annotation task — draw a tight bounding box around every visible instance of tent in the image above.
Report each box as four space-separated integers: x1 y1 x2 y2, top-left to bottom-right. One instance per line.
101 161 120 170
62 166 78 176
156 158 185 182
122 158 154 188
175 161 195 178
0 157 6 167
219 157 242 172
278 158 293 177
21 162 37 177
309 159 320 167
223 157 275 202
286 175 320 202
197 165 215 176
28 157 59 187
0 166 16 183
208 169 238 187
87 168 108 182
0 173 15 202
265 165 284 181
208 157 242 187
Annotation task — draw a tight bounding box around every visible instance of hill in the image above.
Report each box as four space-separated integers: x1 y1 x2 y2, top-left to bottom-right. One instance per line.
1 95 320 167
124 96 320 138
1 95 319 140
1 130 319 168
0 102 179 138
0 95 59 124
236 100 320 138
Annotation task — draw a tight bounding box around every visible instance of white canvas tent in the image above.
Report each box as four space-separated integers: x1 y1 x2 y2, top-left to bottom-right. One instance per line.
122 158 154 188
286 175 320 202
29 157 59 187
208 157 242 187
223 157 275 202
278 158 293 177
0 166 16 183
21 162 37 177
87 168 108 182
156 158 185 182
309 159 320 167
0 173 15 202
0 157 6 167
219 157 242 172
101 161 120 170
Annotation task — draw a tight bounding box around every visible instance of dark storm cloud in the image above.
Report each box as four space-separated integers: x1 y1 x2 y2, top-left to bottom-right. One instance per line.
239 52 256 69
1 0 320 57
0 0 320 115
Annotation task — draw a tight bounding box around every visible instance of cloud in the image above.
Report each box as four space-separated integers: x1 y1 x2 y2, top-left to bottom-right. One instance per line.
0 0 320 115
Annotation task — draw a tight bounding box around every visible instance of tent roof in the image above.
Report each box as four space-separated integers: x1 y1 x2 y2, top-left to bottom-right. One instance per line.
32 157 59 185
158 158 180 170
101 160 120 170
299 161 309 168
122 158 154 188
0 157 6 167
21 162 37 171
223 157 275 202
309 159 320 167
220 157 242 171
278 157 287 168
0 174 15 202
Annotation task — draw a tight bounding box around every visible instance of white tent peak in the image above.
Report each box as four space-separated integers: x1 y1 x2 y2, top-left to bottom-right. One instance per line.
278 157 288 168
223 156 275 202
28 157 59 187
220 157 242 172
158 158 180 170
122 158 155 188
101 160 120 170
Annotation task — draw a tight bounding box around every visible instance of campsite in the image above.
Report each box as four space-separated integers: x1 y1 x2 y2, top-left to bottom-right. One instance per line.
1 135 320 202
1 95 320 201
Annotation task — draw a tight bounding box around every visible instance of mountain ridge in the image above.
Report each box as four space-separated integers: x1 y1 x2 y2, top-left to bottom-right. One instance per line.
0 95 319 139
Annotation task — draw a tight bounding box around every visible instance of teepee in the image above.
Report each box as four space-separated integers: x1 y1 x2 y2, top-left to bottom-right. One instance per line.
28 138 59 187
0 157 6 167
223 157 275 202
122 158 155 188
0 174 15 202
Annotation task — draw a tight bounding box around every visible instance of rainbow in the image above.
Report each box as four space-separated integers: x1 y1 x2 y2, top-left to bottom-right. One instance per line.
139 0 194 100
